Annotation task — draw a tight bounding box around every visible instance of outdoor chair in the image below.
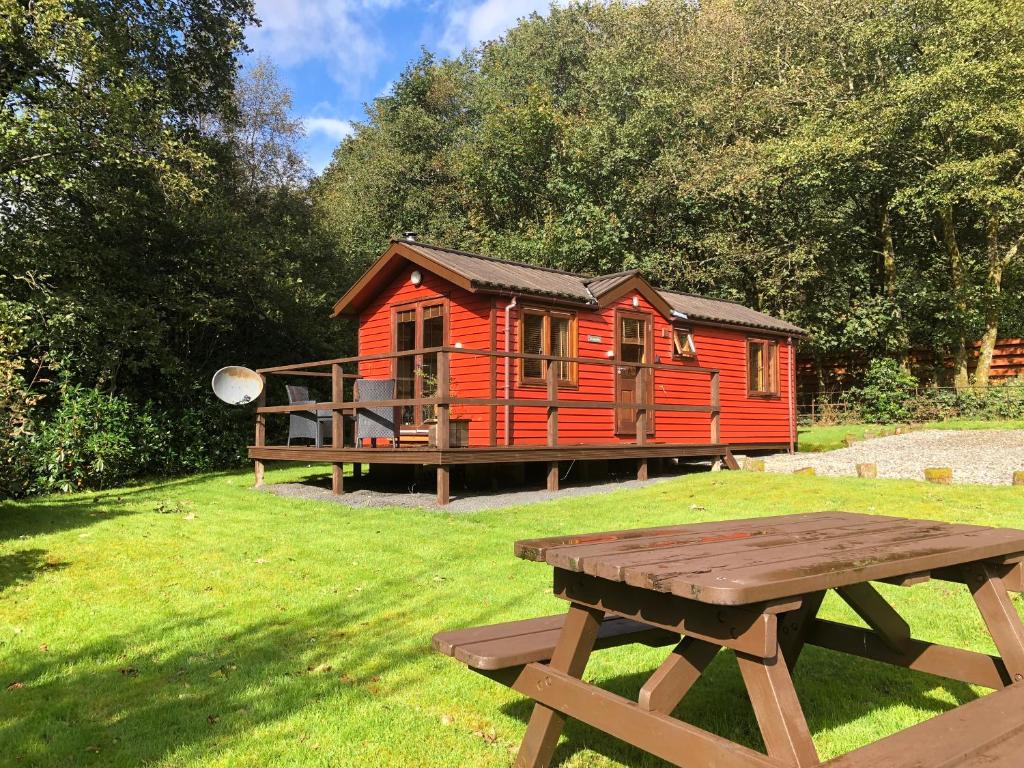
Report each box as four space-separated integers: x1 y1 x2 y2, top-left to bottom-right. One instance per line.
285 384 333 448
355 378 399 447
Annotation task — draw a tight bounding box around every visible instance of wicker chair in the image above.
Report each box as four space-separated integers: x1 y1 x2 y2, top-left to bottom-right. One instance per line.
285 384 333 447
355 379 399 447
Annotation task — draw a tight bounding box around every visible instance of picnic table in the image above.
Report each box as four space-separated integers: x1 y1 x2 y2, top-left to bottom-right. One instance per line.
433 511 1024 767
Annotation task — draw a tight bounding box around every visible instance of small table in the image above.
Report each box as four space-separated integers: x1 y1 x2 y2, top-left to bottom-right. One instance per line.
441 512 1024 768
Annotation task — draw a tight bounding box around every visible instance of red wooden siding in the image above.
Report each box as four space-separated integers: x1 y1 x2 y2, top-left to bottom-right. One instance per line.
357 267 795 449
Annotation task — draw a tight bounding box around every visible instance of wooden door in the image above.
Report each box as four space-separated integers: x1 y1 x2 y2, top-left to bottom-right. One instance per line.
615 311 652 436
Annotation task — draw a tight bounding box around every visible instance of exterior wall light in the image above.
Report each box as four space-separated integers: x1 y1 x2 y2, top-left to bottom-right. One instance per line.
632 295 640 307
410 270 422 286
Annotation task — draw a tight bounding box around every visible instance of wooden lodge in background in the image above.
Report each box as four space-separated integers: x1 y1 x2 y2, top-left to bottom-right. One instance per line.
249 237 806 504
798 338 1024 398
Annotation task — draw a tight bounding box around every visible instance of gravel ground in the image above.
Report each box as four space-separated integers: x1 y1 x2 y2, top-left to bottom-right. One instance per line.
760 429 1024 485
257 469 703 513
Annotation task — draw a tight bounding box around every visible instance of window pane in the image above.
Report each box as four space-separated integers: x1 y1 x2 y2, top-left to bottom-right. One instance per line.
550 316 571 380
748 342 764 392
673 328 695 357
767 342 778 393
621 317 643 342
422 308 444 348
396 311 416 352
522 313 545 379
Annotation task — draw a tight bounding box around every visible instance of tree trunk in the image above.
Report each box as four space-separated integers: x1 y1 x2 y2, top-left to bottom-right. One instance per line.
940 207 970 391
880 206 910 371
975 224 1023 390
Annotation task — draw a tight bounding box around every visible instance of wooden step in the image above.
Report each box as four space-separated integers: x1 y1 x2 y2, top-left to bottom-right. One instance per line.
433 614 679 671
825 681 1024 767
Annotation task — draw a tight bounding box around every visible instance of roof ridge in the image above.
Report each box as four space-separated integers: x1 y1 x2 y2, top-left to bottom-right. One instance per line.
583 269 640 285
395 239 595 279
657 287 751 309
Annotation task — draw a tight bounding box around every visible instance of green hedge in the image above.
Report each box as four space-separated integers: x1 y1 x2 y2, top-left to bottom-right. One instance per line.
837 359 1024 425
4 381 251 497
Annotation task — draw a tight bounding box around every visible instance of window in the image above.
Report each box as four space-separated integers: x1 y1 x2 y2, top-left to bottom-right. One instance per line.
519 309 577 386
672 327 696 359
747 338 779 396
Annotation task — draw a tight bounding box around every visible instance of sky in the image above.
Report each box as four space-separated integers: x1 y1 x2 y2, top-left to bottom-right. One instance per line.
244 1 558 174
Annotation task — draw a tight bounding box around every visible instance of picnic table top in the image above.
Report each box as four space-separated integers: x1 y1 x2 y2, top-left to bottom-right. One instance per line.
514 511 1024 605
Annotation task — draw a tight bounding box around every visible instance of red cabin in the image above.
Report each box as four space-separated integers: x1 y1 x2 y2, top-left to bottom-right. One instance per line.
251 239 805 504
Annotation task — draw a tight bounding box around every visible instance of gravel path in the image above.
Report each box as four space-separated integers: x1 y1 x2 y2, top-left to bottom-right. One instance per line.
257 471 698 513
761 429 1024 485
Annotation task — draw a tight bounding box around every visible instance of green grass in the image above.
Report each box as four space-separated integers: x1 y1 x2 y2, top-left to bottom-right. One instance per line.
799 418 1024 452
3 465 1024 767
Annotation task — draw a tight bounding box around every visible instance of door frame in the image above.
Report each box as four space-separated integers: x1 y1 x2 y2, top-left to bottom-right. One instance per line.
614 308 655 437
391 297 450 426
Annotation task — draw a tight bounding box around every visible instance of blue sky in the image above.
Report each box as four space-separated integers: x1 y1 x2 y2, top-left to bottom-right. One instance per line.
244 1 558 174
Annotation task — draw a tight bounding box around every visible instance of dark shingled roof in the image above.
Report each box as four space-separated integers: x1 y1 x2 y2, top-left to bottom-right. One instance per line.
397 240 805 335
403 242 593 302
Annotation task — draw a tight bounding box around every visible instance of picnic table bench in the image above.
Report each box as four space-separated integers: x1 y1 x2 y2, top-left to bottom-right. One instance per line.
433 511 1024 767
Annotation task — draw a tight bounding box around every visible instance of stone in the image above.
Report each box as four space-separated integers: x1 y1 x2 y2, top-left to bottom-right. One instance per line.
856 463 878 479
792 467 816 476
1013 471 1024 487
924 467 953 485
742 458 766 472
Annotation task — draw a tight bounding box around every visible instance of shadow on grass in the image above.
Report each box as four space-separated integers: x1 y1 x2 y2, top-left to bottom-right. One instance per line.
0 549 69 592
2 562 537 767
0 471 238 541
501 645 979 767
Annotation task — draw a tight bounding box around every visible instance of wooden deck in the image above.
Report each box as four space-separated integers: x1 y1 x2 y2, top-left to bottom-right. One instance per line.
248 442 737 466
251 345 755 504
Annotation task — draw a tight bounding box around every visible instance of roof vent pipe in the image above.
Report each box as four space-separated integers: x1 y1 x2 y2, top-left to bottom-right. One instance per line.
402 231 418 242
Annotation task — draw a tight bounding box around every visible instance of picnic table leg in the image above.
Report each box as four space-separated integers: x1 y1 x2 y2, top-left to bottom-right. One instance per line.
836 583 910 654
965 562 1024 683
779 592 825 670
514 603 604 768
638 636 719 713
737 634 819 767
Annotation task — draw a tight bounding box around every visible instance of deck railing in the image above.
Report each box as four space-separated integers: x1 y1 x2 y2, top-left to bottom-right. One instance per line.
252 346 721 500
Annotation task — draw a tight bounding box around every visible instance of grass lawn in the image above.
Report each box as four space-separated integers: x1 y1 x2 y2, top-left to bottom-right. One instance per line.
3 464 1024 767
798 418 1024 452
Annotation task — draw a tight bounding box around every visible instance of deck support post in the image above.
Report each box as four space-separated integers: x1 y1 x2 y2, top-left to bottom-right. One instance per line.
710 370 721 444
636 367 648 481
437 350 451 505
254 374 266 487
546 356 559 493
331 363 344 495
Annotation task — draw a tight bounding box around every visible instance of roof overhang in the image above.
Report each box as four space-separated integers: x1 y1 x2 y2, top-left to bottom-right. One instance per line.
331 242 475 318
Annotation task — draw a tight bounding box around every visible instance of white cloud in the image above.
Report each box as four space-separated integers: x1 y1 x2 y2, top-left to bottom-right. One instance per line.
439 0 559 55
249 0 402 91
302 116 356 141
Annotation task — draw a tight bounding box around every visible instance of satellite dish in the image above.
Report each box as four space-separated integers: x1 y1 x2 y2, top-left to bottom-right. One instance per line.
212 366 264 405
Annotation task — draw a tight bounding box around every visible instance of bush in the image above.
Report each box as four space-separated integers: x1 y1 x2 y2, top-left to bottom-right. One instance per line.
22 381 250 496
848 359 919 423
0 298 41 497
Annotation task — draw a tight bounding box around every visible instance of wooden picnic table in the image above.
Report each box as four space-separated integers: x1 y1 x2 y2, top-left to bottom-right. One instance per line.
434 511 1024 767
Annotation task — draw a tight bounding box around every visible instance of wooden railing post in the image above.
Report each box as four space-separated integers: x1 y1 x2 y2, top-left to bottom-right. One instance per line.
436 349 451 505
254 375 267 487
710 370 721 444
636 366 648 481
547 355 559 492
331 363 344 495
